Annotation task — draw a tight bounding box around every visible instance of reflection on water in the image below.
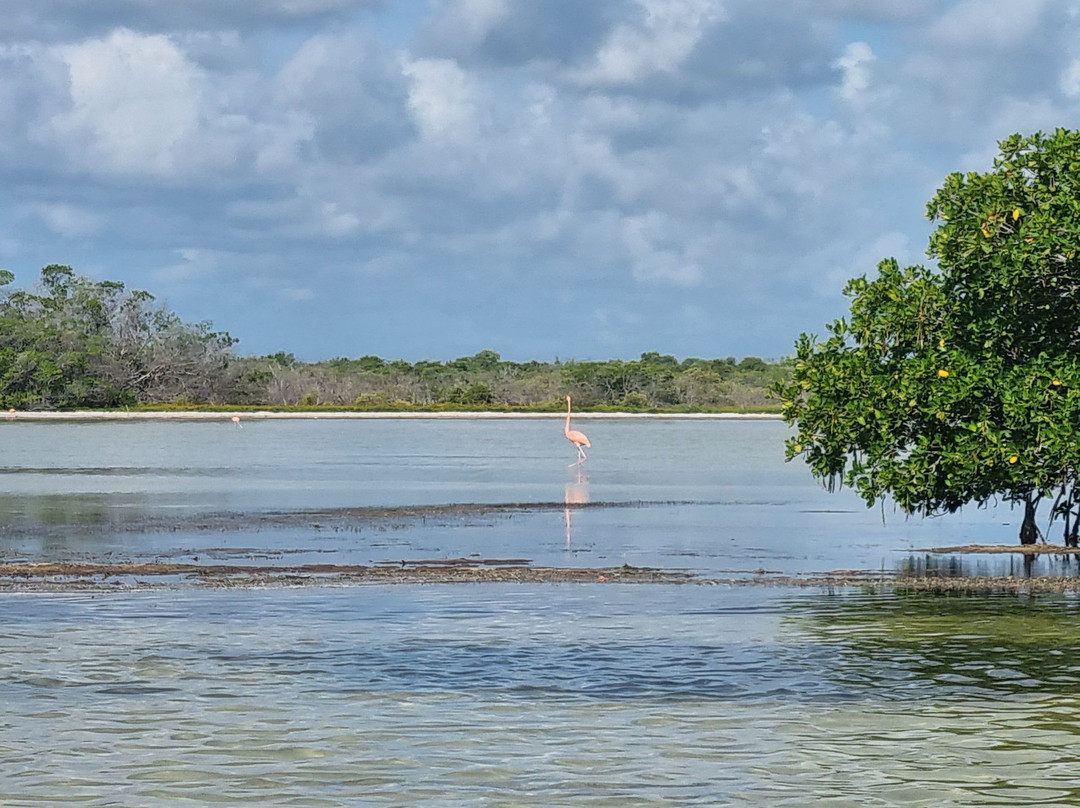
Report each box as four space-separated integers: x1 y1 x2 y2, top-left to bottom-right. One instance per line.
771 591 1080 805
797 591 1080 697
564 464 589 549
5 586 1080 806
901 552 1080 579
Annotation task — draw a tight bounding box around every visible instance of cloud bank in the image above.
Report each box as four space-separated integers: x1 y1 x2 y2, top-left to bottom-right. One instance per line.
2 0 1079 361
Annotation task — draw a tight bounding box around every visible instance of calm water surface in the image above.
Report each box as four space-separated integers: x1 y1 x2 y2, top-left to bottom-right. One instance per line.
2 419 1077 805
0 418 1035 574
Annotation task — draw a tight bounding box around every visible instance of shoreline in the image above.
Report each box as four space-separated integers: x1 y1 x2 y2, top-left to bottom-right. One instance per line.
0 410 782 422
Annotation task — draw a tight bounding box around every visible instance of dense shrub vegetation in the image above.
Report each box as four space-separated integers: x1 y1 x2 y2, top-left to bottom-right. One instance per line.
0 266 788 411
0 265 242 409
240 349 788 411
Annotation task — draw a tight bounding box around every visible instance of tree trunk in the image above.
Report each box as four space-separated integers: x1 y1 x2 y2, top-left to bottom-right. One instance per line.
1020 496 1039 545
1068 487 1080 548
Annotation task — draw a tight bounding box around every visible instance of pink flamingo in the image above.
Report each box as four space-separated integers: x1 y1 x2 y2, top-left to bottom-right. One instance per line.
565 395 591 463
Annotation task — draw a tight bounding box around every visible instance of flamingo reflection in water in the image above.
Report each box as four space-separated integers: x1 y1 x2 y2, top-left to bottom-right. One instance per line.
564 464 589 549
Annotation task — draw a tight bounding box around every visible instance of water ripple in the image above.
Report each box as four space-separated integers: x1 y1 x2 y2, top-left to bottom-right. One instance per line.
4 587 1080 806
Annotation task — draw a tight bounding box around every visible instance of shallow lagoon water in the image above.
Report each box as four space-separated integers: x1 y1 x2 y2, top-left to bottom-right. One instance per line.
7 586 1080 806
0 418 1039 575
2 418 1079 806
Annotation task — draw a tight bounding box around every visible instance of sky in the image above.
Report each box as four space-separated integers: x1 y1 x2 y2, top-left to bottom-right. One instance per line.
3 0 1080 362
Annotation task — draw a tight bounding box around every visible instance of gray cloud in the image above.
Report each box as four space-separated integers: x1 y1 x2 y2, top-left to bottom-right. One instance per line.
416 0 621 67
2 0 369 42
275 28 415 160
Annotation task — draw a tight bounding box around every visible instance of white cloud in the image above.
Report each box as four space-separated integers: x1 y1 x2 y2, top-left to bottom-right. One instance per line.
401 57 478 141
621 211 702 286
279 285 316 302
273 28 411 165
38 28 315 181
355 251 410 278
319 202 361 237
49 29 205 176
794 0 936 20
1061 58 1080 97
573 0 726 85
31 203 104 238
152 247 221 285
254 110 316 172
834 41 875 100
426 0 510 50
276 33 343 105
929 0 1047 51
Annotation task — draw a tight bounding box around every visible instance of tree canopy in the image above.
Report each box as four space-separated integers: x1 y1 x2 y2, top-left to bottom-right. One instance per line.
0 265 241 408
0 266 787 412
778 129 1080 545
242 349 786 411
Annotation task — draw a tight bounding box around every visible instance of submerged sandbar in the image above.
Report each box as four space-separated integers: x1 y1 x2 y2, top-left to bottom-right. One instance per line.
0 558 1077 595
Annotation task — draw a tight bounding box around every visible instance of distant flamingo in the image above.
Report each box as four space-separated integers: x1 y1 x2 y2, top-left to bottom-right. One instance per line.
231 415 242 429
565 395 590 463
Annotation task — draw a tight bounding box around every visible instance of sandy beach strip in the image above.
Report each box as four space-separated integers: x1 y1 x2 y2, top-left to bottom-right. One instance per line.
1 409 782 422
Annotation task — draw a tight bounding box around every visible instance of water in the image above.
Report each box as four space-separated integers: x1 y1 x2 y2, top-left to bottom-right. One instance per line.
2 418 1077 805
0 418 1031 573
6 587 1080 805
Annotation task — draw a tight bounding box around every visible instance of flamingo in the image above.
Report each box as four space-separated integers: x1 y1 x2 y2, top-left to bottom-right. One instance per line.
565 394 591 463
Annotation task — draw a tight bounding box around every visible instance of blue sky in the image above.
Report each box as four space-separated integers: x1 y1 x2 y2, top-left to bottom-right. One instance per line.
3 0 1079 362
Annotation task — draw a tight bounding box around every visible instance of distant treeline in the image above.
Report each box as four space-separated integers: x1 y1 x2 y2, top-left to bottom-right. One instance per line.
0 266 788 411
244 350 788 411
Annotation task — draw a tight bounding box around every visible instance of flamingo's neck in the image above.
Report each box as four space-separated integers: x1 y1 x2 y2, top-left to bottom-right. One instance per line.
565 399 572 436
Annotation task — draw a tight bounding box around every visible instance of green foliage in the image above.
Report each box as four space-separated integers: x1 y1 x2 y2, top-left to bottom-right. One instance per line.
640 351 678 366
234 349 786 412
353 392 399 410
738 356 768 372
448 350 501 372
0 269 787 414
778 129 1080 545
441 382 495 406
0 266 240 409
266 351 297 367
